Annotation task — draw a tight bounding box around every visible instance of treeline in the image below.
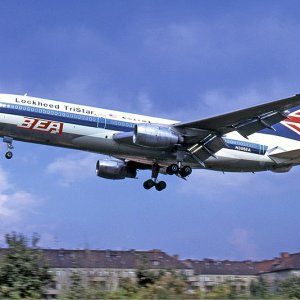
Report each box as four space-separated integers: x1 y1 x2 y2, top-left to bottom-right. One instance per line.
61 269 194 299
0 232 299 299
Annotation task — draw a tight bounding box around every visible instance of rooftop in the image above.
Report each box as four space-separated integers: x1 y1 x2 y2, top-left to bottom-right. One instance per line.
185 259 257 276
36 248 190 270
0 248 299 275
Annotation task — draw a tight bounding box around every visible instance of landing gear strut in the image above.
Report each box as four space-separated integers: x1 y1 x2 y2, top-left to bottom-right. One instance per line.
3 137 14 159
143 163 167 191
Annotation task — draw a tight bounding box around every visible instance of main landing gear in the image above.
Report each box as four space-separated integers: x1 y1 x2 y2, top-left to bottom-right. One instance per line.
143 163 193 191
143 164 167 191
166 164 192 177
3 136 14 159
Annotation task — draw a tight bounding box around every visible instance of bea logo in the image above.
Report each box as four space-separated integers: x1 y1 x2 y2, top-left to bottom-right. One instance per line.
18 117 63 134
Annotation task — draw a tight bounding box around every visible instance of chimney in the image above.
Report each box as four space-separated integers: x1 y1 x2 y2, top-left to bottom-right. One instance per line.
281 252 290 259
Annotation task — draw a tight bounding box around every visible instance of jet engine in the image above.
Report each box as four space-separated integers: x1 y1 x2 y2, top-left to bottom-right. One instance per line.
133 124 182 148
96 159 137 180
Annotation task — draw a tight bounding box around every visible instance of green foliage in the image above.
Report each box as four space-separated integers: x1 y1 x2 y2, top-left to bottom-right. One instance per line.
119 277 138 297
279 276 300 299
250 277 269 298
135 271 189 299
64 272 86 299
0 232 52 299
136 269 159 287
205 283 238 299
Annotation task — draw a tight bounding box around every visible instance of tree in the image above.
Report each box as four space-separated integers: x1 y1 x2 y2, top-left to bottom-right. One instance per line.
63 271 87 299
206 283 236 299
250 277 269 298
119 277 138 297
0 232 52 299
136 269 158 287
279 276 300 299
136 271 189 299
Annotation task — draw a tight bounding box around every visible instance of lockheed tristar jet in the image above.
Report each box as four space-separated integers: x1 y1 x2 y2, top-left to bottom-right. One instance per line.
1 93 300 191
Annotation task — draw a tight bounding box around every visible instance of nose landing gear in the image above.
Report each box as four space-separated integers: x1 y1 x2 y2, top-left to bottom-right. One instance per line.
143 164 167 191
3 137 14 159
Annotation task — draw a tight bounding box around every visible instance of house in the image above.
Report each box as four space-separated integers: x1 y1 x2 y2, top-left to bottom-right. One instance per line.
256 252 300 292
185 258 258 294
1 246 300 298
40 248 193 298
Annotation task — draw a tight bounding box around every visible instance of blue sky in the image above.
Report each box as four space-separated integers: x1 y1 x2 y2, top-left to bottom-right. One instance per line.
0 0 300 260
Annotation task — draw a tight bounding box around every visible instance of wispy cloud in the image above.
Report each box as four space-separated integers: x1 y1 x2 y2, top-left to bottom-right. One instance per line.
229 228 258 259
136 90 154 115
0 167 38 221
177 168 284 201
177 170 253 200
168 80 292 122
46 153 99 186
0 166 41 246
141 16 300 66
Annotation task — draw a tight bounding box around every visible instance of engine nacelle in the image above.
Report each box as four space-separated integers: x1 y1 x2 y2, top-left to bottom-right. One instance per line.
96 160 137 180
133 124 181 148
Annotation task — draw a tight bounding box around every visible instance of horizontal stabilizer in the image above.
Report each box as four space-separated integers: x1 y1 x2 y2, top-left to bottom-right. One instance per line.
269 148 300 161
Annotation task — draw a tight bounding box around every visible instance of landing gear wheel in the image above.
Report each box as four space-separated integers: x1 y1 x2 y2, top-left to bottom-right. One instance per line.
5 151 13 159
143 179 155 190
179 165 192 177
155 181 167 191
166 164 179 175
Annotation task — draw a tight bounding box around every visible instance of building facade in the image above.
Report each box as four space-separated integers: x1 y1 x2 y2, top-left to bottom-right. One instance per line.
257 252 300 292
1 247 300 298
185 259 257 294
41 248 193 298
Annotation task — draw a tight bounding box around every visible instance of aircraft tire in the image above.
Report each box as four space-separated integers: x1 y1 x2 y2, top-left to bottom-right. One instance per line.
155 181 167 191
143 179 155 190
5 151 13 159
166 164 179 175
179 165 192 177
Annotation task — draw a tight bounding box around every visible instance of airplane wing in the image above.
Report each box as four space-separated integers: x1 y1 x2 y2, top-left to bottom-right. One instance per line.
175 94 300 136
173 94 300 165
114 94 300 166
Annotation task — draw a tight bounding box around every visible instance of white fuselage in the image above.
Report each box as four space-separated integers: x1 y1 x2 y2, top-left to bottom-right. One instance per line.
0 93 299 173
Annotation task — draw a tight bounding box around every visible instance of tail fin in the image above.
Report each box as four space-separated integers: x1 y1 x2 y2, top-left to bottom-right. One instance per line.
264 106 300 141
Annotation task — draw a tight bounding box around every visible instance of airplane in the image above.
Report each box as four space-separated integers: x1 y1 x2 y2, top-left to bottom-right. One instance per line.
1 93 300 191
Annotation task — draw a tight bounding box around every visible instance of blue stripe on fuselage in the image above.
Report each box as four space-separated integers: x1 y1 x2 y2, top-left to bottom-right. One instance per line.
0 103 135 132
0 102 297 149
223 138 267 155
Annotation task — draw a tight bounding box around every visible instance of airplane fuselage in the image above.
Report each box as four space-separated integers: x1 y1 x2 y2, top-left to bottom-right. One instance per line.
0 93 300 184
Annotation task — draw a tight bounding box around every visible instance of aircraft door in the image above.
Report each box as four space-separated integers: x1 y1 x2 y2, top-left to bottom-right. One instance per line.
97 114 106 129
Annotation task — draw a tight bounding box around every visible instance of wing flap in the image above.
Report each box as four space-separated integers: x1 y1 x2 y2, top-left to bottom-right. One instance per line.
187 134 226 166
233 111 287 138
